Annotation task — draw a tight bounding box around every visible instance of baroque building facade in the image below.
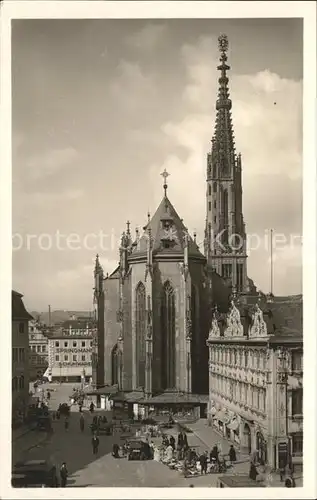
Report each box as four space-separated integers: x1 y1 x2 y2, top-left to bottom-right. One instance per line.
12 290 33 426
47 320 95 382
207 297 303 471
28 319 49 380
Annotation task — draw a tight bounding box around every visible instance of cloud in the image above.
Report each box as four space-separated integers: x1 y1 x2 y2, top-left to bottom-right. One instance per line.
29 189 84 205
126 23 167 51
27 147 79 179
109 61 156 113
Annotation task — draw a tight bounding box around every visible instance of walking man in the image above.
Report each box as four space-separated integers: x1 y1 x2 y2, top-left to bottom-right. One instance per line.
60 462 68 487
92 434 100 455
80 414 85 433
64 416 69 432
229 444 237 464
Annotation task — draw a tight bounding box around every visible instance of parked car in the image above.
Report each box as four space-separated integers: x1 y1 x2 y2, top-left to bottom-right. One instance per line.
12 460 58 488
127 439 153 461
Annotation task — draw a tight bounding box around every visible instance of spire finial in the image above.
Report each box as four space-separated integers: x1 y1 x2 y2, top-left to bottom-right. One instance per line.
160 168 170 197
218 33 229 56
126 220 130 235
147 211 151 223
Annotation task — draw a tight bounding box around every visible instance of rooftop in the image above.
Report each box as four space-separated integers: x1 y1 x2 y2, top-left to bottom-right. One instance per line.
130 195 204 261
12 290 33 321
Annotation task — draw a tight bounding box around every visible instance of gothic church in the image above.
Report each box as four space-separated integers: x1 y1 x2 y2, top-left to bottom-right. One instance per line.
93 35 256 396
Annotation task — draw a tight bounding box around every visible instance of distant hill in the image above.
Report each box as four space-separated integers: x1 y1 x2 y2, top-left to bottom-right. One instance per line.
30 310 92 326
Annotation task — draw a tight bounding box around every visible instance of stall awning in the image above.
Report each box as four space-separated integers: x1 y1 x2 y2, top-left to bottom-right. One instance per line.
227 419 239 431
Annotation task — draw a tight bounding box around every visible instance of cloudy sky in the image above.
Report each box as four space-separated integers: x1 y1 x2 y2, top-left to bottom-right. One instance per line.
12 18 303 311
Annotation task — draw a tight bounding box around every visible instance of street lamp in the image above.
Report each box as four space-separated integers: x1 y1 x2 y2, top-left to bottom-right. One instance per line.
277 347 291 472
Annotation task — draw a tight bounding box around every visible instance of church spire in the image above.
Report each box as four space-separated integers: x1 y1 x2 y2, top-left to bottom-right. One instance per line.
205 35 248 295
211 34 236 177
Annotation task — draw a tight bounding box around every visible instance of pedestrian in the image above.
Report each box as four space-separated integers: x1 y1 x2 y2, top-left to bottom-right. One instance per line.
92 434 100 455
60 462 68 487
199 451 208 474
169 435 175 450
64 416 69 432
229 444 237 463
47 391 51 400
279 466 286 482
249 462 258 481
89 402 95 413
182 432 188 450
210 445 219 463
80 414 85 433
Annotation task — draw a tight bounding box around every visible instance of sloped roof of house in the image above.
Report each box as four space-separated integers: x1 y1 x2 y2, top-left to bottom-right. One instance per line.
12 290 33 321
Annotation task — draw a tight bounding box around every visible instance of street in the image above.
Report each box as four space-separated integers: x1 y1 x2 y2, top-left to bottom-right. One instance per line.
12 383 248 487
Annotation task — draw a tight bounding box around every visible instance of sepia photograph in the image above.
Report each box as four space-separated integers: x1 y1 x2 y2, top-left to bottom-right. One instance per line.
1 1 316 498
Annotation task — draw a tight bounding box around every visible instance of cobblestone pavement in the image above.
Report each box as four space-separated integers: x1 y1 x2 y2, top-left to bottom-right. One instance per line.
13 386 302 488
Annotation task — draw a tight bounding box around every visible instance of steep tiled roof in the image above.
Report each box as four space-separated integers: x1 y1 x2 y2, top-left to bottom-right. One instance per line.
130 196 204 260
12 290 33 321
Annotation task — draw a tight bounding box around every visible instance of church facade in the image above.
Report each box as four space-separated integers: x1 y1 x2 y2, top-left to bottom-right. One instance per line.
92 34 257 398
93 192 213 396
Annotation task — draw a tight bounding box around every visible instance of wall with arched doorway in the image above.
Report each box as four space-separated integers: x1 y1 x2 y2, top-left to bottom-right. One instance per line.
240 422 252 455
256 430 268 465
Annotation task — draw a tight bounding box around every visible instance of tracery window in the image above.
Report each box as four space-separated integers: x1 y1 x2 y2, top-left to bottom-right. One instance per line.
135 282 146 389
161 281 176 389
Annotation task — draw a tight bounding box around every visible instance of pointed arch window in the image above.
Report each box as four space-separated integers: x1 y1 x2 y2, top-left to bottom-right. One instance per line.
111 344 119 386
161 281 176 389
135 282 146 388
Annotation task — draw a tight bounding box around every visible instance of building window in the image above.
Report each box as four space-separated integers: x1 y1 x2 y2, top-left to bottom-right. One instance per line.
12 377 18 391
213 182 217 193
161 281 176 390
19 322 24 333
81 341 86 348
41 345 46 352
292 389 303 416
64 355 68 361
237 263 244 292
18 347 25 362
64 341 68 348
19 375 24 390
73 341 77 347
135 282 146 388
291 351 303 372
222 263 232 279
36 345 41 352
82 355 86 362
234 350 237 365
245 351 248 368
55 355 59 362
90 341 93 347
55 341 59 347
214 216 216 223
292 434 303 455
208 184 211 196
214 200 216 209
73 354 77 362
208 201 211 211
